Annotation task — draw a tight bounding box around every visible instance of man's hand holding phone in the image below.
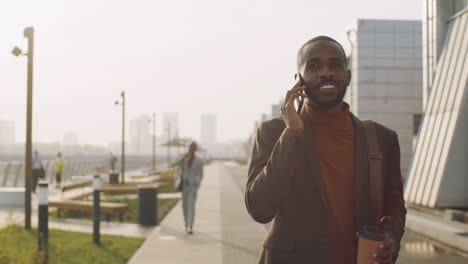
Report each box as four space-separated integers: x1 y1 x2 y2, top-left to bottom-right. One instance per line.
281 78 307 138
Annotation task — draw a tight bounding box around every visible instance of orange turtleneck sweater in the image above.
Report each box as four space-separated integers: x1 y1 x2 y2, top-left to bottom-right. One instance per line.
305 102 357 264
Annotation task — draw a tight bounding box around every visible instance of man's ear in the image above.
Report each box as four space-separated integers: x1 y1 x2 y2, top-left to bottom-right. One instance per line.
296 73 305 84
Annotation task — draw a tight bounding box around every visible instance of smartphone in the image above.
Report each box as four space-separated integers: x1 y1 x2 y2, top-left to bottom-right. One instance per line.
295 74 306 114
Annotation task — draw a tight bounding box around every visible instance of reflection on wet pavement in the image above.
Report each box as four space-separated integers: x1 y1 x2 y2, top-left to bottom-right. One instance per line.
404 241 437 255
398 230 467 263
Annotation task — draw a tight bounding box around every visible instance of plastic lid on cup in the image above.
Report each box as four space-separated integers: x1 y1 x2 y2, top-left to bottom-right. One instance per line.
359 225 389 241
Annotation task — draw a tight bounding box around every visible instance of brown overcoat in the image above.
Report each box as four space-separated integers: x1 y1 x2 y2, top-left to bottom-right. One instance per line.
245 108 406 264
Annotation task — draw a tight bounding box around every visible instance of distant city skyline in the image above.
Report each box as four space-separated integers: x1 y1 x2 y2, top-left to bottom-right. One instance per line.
0 0 422 146
0 112 236 148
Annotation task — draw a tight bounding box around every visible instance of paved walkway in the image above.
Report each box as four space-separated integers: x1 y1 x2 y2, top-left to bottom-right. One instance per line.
128 162 265 264
129 161 468 263
406 207 468 254
3 161 467 263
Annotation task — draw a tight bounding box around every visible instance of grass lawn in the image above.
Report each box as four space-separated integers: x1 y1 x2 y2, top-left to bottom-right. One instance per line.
50 197 180 224
157 178 178 194
150 168 177 179
0 225 144 264
157 169 181 194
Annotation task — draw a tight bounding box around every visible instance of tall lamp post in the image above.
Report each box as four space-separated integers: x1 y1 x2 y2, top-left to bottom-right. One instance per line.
12 27 35 230
115 91 126 184
167 123 171 167
148 113 156 170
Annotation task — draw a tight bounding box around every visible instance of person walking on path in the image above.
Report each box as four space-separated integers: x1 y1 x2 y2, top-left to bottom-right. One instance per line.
245 36 406 264
32 150 44 193
174 142 204 234
54 152 64 188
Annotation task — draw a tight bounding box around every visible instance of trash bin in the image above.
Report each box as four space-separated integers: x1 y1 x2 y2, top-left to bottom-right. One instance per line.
109 171 119 184
138 185 158 226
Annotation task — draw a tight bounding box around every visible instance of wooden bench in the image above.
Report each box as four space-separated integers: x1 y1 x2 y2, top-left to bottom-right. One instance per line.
51 179 129 222
101 185 139 194
49 200 129 222
101 183 166 194
128 175 161 183
60 180 93 200
130 175 151 179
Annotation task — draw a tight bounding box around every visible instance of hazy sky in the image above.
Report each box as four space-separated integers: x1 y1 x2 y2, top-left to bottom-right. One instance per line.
0 0 422 146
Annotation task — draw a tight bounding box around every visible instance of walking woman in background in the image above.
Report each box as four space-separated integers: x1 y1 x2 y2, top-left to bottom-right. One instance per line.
175 142 204 234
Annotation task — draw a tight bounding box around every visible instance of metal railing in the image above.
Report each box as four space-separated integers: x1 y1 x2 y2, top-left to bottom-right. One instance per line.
0 157 150 187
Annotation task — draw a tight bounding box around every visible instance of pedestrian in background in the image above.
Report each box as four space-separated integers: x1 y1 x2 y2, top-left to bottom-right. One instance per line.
54 152 64 188
174 142 204 234
32 150 44 193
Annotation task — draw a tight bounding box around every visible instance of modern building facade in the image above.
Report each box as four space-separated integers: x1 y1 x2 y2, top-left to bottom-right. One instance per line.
271 103 281 119
404 0 467 208
344 19 423 178
200 114 217 145
129 115 151 155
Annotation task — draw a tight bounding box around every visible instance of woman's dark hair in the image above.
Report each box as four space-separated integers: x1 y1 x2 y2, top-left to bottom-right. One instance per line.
185 142 198 167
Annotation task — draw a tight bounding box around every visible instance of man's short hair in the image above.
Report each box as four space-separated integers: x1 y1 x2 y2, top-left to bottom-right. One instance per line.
297 36 348 71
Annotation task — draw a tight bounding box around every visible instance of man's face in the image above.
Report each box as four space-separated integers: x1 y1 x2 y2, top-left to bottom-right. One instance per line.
298 40 351 107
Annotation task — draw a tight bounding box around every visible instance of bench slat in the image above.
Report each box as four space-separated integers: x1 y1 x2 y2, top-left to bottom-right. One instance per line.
100 183 165 194
62 180 92 192
49 200 129 214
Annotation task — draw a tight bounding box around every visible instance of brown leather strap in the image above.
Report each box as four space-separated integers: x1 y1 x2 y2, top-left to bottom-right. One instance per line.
363 120 383 224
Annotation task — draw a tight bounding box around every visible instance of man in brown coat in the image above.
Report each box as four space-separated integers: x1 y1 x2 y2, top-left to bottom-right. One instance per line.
245 36 406 264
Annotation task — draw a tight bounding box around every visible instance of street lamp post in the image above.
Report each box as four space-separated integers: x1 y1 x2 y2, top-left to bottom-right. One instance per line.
167 123 171 167
12 27 35 230
176 131 180 157
115 91 126 184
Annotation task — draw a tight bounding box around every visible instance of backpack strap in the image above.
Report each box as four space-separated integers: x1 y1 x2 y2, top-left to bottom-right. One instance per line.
362 120 384 224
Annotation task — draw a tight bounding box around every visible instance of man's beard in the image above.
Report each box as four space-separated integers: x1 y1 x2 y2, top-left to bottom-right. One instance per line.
305 85 347 108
